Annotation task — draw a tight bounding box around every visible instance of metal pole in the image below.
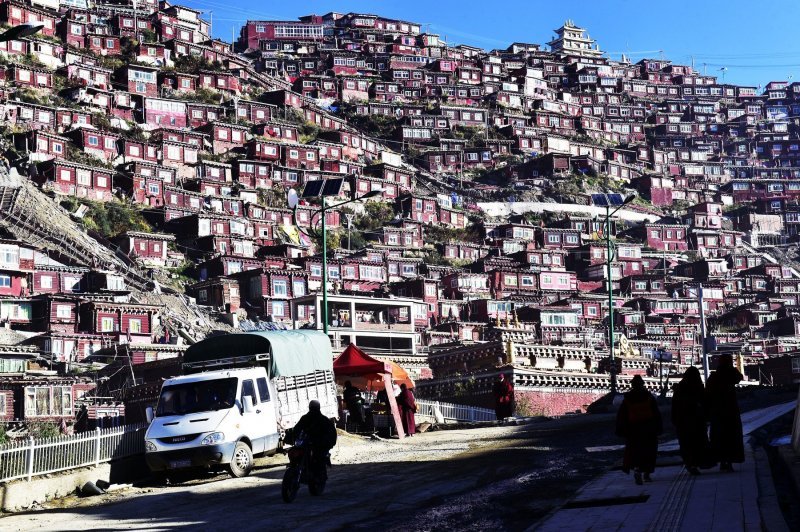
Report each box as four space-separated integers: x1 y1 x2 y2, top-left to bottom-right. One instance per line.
606 204 616 394
698 283 709 380
321 196 328 335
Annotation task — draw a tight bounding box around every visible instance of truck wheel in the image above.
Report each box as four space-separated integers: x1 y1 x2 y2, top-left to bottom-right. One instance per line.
228 441 253 478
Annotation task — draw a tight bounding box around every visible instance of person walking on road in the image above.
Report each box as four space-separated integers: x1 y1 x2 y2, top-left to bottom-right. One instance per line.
706 354 744 472
616 375 663 485
671 366 712 475
397 383 417 437
492 373 514 420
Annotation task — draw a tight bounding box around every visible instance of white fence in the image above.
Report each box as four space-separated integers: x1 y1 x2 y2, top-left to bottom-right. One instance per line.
0 423 147 484
416 399 496 423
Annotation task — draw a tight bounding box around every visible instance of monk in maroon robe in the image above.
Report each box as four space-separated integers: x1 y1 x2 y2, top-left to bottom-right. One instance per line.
397 383 417 436
706 354 744 471
493 373 514 420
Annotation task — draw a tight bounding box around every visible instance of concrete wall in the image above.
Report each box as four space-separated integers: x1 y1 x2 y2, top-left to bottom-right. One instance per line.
515 388 607 417
0 455 146 512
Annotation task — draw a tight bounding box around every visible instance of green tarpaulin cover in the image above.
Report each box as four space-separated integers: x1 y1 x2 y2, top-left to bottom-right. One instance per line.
183 330 333 377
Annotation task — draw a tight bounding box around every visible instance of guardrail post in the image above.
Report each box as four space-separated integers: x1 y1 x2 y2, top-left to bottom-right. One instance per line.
469 407 475 422
26 436 35 481
94 427 101 467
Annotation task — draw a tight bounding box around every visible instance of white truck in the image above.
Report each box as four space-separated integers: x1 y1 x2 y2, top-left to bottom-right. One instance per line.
144 330 338 477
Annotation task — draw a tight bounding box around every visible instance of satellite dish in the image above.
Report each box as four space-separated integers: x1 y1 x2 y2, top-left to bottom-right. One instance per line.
287 188 299 209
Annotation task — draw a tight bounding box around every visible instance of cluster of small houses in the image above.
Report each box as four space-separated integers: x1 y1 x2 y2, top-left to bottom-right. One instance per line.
0 2 799 432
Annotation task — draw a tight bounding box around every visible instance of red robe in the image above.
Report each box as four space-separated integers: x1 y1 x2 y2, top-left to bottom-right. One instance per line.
493 379 514 419
397 388 417 436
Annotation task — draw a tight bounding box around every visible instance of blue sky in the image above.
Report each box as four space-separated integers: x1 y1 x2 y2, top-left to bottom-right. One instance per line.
185 0 800 87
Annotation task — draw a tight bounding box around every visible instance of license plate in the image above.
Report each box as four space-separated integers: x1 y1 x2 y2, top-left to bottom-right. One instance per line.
169 459 191 469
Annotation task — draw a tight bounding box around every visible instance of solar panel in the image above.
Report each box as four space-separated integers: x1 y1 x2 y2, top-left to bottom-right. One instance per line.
591 193 625 206
321 178 343 197
301 180 324 198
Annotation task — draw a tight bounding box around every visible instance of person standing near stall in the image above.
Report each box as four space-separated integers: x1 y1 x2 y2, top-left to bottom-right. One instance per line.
397 383 417 437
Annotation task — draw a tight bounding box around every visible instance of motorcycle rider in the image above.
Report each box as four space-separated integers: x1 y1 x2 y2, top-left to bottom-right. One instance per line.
292 400 338 476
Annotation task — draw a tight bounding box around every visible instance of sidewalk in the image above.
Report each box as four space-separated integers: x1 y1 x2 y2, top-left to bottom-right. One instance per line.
533 402 795 532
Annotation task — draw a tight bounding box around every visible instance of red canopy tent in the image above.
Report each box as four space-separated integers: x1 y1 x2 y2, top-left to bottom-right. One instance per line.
332 344 405 438
333 344 391 376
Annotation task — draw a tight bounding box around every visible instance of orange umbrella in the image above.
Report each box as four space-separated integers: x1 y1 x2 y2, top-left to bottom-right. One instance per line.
384 360 415 389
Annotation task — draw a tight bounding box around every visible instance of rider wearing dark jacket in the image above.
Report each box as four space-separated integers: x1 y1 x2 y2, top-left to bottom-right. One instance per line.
293 400 337 455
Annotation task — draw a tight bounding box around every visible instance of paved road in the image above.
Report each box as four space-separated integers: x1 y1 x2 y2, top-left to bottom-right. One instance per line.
3 391 793 532
0 414 625 532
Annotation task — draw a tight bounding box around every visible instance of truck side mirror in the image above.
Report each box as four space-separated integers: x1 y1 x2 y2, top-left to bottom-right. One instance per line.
145 406 154 424
243 396 255 414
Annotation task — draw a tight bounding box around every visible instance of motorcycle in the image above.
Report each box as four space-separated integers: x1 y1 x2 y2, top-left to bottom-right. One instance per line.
281 430 329 503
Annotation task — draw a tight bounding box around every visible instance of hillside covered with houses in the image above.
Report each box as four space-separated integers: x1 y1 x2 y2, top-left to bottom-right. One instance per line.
0 2 799 435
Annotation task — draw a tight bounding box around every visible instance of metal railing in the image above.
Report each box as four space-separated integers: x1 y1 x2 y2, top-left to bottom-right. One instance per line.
416 399 496 423
0 423 147 483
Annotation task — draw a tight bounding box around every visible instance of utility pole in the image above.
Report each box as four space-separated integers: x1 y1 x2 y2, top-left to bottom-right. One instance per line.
133 0 138 41
345 212 354 250
321 196 329 335
698 283 709 380
606 202 617 394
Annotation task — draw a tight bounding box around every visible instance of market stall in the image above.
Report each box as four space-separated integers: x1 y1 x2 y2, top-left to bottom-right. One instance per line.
332 344 406 438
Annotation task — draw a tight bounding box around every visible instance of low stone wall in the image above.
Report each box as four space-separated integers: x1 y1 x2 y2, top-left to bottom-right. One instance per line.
515 388 607 417
0 454 146 512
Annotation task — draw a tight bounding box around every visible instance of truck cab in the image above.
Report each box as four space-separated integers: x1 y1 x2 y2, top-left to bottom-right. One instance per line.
145 366 279 477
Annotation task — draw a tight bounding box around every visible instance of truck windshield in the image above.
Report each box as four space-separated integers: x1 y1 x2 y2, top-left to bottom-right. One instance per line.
156 377 238 416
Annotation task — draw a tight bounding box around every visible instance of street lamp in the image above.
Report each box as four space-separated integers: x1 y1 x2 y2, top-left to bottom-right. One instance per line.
600 192 636 394
288 186 383 335
0 23 44 43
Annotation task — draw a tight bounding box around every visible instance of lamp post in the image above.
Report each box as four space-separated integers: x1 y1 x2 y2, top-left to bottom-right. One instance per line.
0 23 44 43
288 187 383 335
602 193 636 395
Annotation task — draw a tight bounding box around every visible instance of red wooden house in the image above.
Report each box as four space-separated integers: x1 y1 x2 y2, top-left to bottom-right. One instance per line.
117 64 159 97
86 34 121 56
233 268 309 321
79 301 160 345
61 17 88 48
14 130 68 162
160 71 197 93
234 160 273 189
231 100 276 124
67 127 120 163
31 266 86 295
186 102 225 128
188 277 241 312
7 64 52 89
197 70 241 95
135 43 171 67
64 63 112 90
0 1 58 37
114 232 175 267
397 194 438 224
139 94 188 126
36 159 114 201
195 121 249 154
